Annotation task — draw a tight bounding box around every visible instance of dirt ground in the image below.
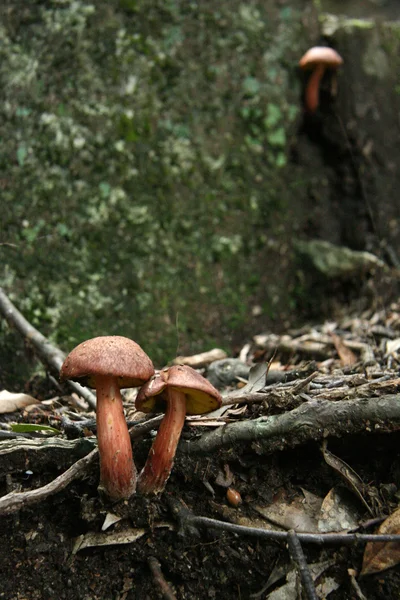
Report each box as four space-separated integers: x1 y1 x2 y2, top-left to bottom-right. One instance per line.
1 424 400 599
2 312 400 600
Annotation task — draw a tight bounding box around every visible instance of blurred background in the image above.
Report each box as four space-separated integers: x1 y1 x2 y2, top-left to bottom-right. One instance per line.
1 0 400 386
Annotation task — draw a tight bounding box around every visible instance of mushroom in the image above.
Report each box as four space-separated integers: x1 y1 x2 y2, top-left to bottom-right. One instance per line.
299 46 343 113
136 365 222 495
60 336 154 500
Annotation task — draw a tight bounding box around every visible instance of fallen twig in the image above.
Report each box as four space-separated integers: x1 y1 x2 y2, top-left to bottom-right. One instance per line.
147 556 177 600
0 287 96 409
287 530 318 600
0 448 98 515
169 501 400 545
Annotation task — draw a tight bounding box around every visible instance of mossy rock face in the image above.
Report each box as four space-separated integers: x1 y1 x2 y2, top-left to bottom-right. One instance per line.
1 2 400 386
1 1 304 376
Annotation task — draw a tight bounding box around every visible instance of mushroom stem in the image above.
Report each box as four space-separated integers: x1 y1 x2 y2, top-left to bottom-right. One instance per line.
304 63 325 113
138 388 187 495
95 375 136 500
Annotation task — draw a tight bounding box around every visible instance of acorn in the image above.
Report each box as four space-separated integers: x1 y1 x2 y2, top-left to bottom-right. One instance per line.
226 487 242 507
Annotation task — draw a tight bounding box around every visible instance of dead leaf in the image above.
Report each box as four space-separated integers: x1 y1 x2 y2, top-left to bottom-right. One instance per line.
0 390 38 414
101 512 122 531
224 362 269 400
72 527 146 554
254 489 323 533
265 560 336 600
318 487 360 533
330 332 358 366
321 440 374 516
385 338 400 355
361 508 400 575
215 464 234 488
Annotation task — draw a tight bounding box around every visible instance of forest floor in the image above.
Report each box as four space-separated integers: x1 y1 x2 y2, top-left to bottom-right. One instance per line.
1 299 400 599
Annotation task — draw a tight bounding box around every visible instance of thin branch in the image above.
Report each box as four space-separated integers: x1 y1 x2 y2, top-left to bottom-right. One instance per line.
130 415 164 440
181 394 400 456
0 448 98 515
170 505 400 546
147 556 177 600
0 287 96 409
287 530 318 600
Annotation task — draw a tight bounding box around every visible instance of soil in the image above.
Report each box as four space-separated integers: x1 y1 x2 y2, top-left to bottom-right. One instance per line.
1 365 400 600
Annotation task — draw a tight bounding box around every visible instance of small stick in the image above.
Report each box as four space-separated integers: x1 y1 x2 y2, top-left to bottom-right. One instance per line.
168 503 400 545
287 530 318 600
147 556 177 600
0 287 96 409
348 569 368 600
0 448 98 515
291 371 319 394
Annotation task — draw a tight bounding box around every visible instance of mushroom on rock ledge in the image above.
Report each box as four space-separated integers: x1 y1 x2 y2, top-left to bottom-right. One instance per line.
136 365 222 495
60 336 154 501
299 46 343 113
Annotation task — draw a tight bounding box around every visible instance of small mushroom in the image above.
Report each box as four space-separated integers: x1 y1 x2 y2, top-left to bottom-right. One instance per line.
299 46 343 113
136 365 222 495
60 336 154 500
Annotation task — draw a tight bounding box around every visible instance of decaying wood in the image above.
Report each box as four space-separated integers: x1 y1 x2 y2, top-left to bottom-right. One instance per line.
182 394 400 456
172 348 227 368
2 391 400 479
0 287 97 409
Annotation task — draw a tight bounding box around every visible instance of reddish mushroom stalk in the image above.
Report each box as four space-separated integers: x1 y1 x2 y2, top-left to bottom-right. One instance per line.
95 375 136 500
137 388 186 495
304 62 325 114
136 365 222 495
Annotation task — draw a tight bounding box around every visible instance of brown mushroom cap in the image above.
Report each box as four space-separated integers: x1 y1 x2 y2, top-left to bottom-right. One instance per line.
60 335 154 388
136 365 222 415
299 46 343 70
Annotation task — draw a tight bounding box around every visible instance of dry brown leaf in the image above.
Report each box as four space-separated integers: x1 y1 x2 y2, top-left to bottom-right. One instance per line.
0 390 38 414
330 332 358 366
254 490 323 533
361 508 400 575
215 464 234 488
318 487 360 533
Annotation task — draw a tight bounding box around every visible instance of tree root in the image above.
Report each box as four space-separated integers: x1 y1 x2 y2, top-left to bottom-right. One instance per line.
0 287 96 408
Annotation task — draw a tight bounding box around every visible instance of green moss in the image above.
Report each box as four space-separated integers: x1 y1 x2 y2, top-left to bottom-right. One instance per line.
1 0 306 370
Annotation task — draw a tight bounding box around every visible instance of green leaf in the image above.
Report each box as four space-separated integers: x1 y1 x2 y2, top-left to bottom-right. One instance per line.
10 423 60 435
16 144 27 167
242 77 261 97
15 107 31 118
264 103 282 129
267 128 286 147
280 7 292 21
99 182 111 198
